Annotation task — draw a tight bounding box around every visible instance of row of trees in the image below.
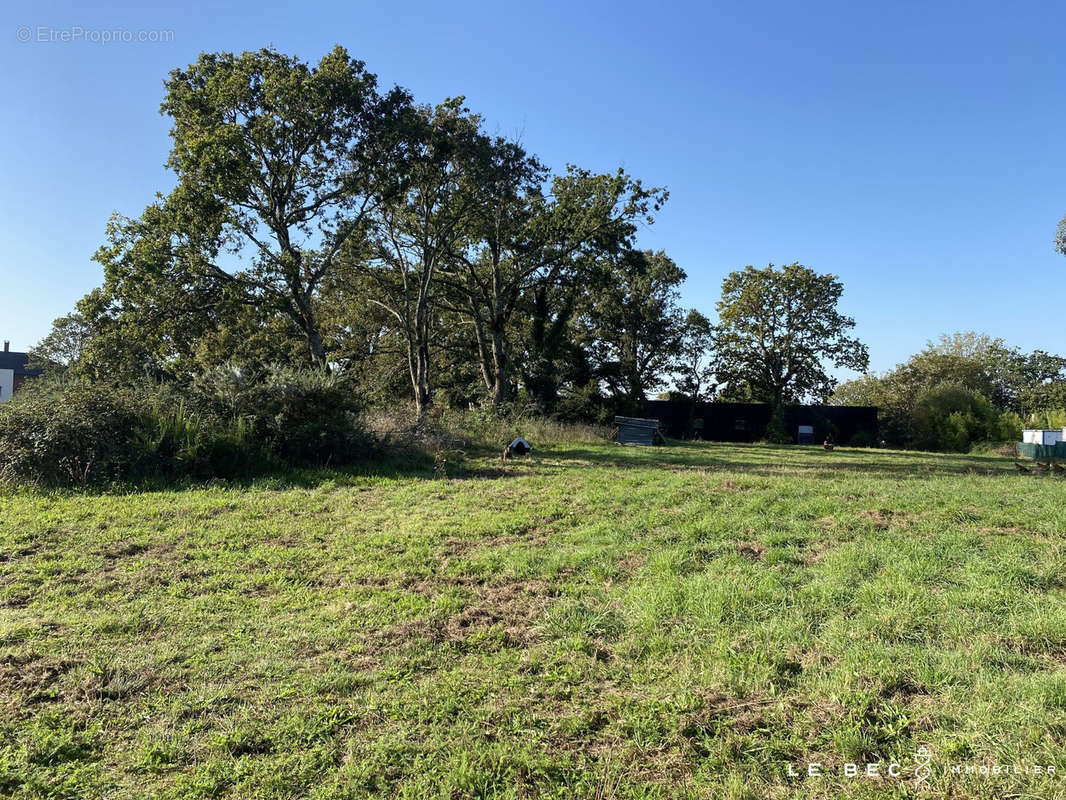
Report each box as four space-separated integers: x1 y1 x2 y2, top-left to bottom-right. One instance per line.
834 333 1066 450
36 46 871 422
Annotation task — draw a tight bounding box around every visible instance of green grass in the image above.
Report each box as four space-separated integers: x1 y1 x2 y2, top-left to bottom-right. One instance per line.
2 441 1065 799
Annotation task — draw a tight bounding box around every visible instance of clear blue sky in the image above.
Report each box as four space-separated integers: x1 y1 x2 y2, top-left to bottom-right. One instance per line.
2 0 1063 373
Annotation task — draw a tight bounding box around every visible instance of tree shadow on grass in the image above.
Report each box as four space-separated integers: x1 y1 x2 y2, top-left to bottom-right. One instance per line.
533 441 1023 482
26 439 1025 496
284 440 1023 486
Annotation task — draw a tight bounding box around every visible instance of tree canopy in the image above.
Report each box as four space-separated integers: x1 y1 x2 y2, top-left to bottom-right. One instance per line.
714 263 869 405
31 46 914 437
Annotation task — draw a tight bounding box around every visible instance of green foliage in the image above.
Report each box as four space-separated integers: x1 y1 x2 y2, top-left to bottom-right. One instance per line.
68 46 683 419
1026 406 1066 430
834 332 1064 450
0 380 144 486
190 365 373 466
88 46 413 374
133 393 260 479
909 383 1007 452
673 309 718 403
764 404 791 444
996 410 1024 442
27 312 92 374
553 381 615 425
925 332 1066 414
433 401 610 450
0 369 374 487
579 249 686 403
715 263 869 406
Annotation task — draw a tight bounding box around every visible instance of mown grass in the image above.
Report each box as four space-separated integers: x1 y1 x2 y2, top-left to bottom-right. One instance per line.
1 441 1065 799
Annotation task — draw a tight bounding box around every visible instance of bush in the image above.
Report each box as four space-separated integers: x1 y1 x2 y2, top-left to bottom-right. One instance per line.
765 405 791 444
553 382 615 426
0 366 377 488
0 380 144 487
1025 407 1066 431
909 383 1014 452
190 364 374 466
133 395 261 479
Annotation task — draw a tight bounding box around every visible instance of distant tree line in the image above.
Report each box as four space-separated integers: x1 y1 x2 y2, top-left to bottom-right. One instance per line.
30 46 868 426
833 333 1066 451
7 46 1064 487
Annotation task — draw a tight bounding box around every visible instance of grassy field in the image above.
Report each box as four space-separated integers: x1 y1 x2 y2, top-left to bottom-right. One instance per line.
2 440 1065 799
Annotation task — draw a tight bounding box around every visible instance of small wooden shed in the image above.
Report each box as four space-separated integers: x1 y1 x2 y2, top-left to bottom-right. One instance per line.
614 416 666 446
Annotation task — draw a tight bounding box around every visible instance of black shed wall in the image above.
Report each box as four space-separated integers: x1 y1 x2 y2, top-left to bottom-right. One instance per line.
643 401 878 445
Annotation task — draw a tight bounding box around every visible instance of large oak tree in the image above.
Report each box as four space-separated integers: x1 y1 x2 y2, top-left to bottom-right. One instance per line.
715 263 868 406
93 46 410 371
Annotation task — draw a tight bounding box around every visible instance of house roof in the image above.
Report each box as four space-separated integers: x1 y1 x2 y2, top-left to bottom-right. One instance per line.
0 350 43 377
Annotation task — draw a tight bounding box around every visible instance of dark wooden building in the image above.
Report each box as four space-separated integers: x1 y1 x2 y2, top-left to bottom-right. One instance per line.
643 400 878 445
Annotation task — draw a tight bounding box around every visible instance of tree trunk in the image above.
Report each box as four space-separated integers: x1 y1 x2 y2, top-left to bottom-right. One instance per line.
410 272 433 419
413 340 431 418
307 327 328 371
488 319 509 406
686 378 701 437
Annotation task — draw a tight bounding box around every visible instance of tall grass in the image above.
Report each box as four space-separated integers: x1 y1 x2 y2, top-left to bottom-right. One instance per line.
134 399 260 478
439 404 612 448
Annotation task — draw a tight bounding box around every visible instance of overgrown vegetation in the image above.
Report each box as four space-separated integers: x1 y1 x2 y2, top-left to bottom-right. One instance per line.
2 441 1064 798
0 368 374 487
835 332 1064 451
10 44 1061 497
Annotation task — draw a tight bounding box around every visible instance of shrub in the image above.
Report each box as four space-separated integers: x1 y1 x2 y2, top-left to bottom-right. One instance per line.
909 383 1014 452
1025 407 1066 430
0 366 377 488
133 397 260 479
0 380 144 486
765 405 791 444
190 364 373 466
554 382 614 426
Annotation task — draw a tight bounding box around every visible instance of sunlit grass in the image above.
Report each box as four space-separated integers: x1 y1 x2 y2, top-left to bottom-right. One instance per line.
1 441 1064 798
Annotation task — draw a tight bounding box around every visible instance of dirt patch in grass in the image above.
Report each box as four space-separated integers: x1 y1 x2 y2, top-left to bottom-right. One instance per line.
860 509 896 530
735 541 767 560
616 554 646 572
0 652 79 702
89 541 187 589
0 543 39 563
367 579 552 653
806 698 849 731
103 541 155 559
882 675 925 698
443 580 550 647
801 537 834 565
680 693 774 741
